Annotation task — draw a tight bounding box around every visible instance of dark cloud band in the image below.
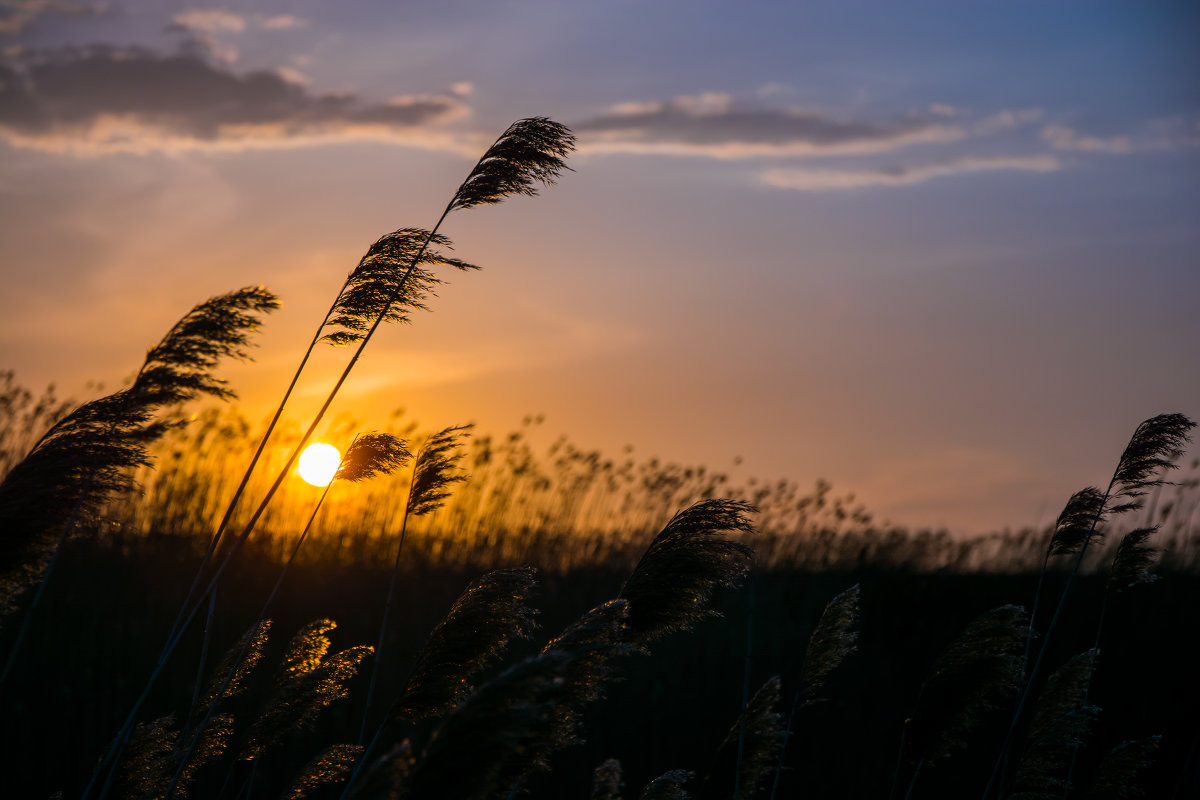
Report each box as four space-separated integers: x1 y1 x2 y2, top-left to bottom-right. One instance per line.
0 44 467 151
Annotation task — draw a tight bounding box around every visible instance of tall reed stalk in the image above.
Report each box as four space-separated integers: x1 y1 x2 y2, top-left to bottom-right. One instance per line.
358 425 469 744
982 413 1193 799
82 117 574 800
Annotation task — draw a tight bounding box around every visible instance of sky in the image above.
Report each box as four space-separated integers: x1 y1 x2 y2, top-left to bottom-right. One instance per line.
1 0 1198 534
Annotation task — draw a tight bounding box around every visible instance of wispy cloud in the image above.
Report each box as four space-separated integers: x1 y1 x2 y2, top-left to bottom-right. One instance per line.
1041 124 1132 154
0 0 107 34
261 13 305 31
0 44 473 154
167 8 245 34
575 93 966 159
761 155 1061 191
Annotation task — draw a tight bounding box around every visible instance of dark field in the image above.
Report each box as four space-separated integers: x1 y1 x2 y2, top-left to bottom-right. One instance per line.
4 526 1199 799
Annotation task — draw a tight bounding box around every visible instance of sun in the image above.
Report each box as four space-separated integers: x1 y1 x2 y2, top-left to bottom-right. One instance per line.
298 442 341 487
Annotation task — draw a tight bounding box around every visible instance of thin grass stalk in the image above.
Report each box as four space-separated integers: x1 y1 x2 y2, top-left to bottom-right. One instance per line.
888 721 910 800
981 526 1099 799
1062 525 1158 796
734 577 756 800
358 471 418 745
163 295 342 649
164 480 335 800
903 758 924 800
186 589 218 740
983 415 1193 799
88 119 570 798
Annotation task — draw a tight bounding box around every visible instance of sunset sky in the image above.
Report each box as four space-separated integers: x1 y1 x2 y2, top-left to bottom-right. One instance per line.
2 1 1198 533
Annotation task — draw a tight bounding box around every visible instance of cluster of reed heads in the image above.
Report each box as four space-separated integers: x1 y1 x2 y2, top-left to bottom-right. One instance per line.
0 116 1196 800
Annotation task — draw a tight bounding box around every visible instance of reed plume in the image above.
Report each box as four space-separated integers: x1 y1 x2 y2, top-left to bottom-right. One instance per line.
639 770 694 800
1009 650 1100 799
398 650 574 800
176 437 405 793
285 744 364 800
191 620 272 726
618 499 755 646
1107 527 1160 592
162 117 571 670
538 598 639 747
992 414 1194 799
770 584 860 800
1083 736 1160 800
388 566 538 722
0 287 277 622
336 433 413 483
796 583 860 705
900 604 1028 793
1108 414 1195 513
592 759 624 800
448 117 575 210
359 425 468 743
707 675 785 800
116 716 177 800
117 710 237 800
242 621 372 760
321 229 478 347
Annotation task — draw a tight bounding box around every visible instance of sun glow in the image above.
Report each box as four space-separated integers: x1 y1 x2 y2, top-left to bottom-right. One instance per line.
298 442 341 487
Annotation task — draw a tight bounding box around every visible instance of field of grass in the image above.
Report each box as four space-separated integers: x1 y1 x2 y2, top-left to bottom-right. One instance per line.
2 117 1198 800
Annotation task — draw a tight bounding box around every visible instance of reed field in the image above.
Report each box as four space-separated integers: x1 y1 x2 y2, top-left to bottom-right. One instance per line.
2 118 1198 800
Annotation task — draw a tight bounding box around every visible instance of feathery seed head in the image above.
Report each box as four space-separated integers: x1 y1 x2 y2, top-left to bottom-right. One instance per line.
1049 487 1108 556
798 584 860 706
322 229 479 347
592 759 624 800
707 676 785 800
407 425 471 517
391 566 538 722
450 117 575 211
618 499 756 646
244 640 372 760
906 604 1029 764
276 618 337 686
285 744 364 800
336 433 411 483
1109 527 1161 592
195 619 272 719
1110 413 1195 512
1087 736 1161 800
400 650 574 800
639 770 694 800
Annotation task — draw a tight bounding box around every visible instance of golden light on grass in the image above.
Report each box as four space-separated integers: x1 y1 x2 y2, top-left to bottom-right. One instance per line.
298 442 341 487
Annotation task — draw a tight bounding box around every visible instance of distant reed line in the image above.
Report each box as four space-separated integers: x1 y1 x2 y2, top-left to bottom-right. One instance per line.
6 398 1189 574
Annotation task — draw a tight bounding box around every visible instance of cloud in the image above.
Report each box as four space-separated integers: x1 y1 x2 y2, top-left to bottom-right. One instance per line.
0 0 107 34
0 44 472 153
1041 124 1131 154
261 14 305 31
761 155 1061 191
167 8 246 34
575 93 965 159
971 108 1044 135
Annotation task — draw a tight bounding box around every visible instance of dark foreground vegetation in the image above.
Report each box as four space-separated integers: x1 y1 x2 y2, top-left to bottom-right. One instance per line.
3 529 1200 799
2 117 1198 800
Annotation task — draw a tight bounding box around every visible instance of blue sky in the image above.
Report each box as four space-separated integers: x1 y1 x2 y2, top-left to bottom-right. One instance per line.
2 0 1197 532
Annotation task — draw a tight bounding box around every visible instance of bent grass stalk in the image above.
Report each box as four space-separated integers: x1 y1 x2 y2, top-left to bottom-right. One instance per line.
82 117 573 800
357 425 469 745
982 414 1194 800
164 433 408 799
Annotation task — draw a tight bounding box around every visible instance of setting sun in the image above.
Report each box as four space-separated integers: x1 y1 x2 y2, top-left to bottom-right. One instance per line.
298 442 341 487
